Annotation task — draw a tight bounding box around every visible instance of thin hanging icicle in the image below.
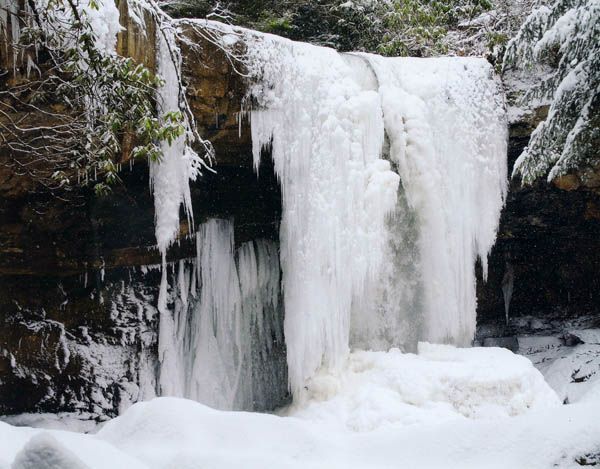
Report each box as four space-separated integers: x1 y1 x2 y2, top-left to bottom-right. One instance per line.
150 32 196 258
151 23 203 385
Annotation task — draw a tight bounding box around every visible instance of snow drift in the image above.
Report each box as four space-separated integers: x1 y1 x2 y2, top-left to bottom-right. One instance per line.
3 345 599 469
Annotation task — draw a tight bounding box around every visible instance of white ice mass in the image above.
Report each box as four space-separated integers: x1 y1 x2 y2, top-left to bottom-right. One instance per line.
158 219 285 410
243 29 507 394
143 18 509 405
151 21 508 402
144 18 507 403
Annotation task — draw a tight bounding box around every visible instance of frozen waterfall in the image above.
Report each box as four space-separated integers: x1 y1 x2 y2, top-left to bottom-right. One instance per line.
151 23 507 406
245 31 507 396
352 55 508 351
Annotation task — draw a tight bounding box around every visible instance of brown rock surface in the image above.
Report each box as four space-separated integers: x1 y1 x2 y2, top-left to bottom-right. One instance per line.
0 6 283 415
476 118 600 337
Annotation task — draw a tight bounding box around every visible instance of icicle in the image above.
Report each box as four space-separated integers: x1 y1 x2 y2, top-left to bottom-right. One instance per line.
99 258 105 282
502 263 514 324
152 26 202 381
150 31 197 255
157 219 283 411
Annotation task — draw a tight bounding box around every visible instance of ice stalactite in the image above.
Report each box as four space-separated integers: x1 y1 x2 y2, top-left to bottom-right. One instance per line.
502 263 515 324
150 25 209 394
158 219 286 411
150 33 199 259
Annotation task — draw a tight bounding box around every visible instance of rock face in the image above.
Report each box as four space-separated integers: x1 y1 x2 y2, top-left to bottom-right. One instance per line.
476 106 600 337
0 6 285 416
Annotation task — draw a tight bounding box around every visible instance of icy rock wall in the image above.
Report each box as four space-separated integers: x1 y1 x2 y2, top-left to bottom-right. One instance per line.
158 219 287 411
243 31 507 395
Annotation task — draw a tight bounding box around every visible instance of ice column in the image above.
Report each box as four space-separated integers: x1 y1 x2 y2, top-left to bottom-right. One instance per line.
247 36 400 396
245 33 506 391
362 56 508 347
158 219 285 411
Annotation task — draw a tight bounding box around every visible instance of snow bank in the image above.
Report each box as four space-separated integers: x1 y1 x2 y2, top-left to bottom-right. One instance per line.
95 395 600 469
0 422 146 469
285 344 559 431
520 334 600 405
11 433 88 469
0 345 597 469
0 413 99 434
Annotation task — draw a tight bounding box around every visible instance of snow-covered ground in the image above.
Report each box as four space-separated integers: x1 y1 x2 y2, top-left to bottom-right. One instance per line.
518 328 600 405
2 343 599 469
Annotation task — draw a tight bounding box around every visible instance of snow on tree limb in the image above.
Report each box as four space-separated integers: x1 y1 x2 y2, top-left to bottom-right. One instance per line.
504 0 600 184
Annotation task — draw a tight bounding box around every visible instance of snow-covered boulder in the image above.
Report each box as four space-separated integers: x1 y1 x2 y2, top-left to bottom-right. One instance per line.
11 433 88 469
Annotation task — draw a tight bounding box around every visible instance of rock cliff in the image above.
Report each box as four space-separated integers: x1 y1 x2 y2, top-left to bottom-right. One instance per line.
0 5 284 416
476 96 600 337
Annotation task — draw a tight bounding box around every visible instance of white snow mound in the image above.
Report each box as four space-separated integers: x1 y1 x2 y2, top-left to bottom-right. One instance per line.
11 433 88 469
0 345 597 469
285 343 560 431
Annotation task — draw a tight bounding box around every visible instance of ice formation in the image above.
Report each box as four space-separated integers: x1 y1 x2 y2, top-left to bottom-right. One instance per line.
158 219 286 411
356 56 508 349
150 34 198 259
150 25 212 394
144 19 506 402
246 36 400 395
285 344 560 431
243 30 507 394
0 0 122 60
